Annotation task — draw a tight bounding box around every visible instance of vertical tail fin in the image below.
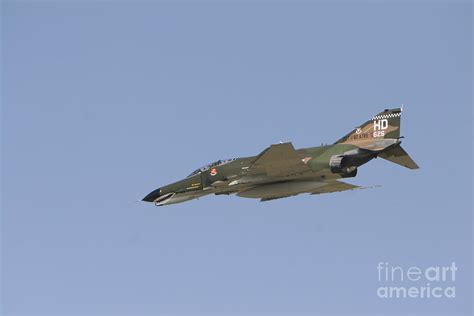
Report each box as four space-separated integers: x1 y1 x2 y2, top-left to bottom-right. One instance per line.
335 108 402 147
335 107 419 169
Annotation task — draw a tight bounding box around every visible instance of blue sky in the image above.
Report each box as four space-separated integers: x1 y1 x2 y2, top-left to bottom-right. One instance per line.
2 1 472 315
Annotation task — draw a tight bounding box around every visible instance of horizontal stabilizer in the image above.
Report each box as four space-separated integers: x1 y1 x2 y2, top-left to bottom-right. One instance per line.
379 145 419 169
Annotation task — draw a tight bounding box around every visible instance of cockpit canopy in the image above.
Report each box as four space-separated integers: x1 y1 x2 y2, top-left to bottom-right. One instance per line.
187 158 236 177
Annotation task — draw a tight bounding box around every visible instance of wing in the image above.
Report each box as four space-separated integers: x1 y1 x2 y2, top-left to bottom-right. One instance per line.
248 142 311 177
260 194 297 202
259 180 375 202
310 180 381 195
310 180 360 195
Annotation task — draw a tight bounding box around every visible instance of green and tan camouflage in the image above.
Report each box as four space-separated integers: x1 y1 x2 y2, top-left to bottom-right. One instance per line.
143 108 419 206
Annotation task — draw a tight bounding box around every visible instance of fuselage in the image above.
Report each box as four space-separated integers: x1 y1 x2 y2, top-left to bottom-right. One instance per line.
143 143 376 206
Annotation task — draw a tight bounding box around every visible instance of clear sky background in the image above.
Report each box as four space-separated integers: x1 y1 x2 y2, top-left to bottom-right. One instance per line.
1 1 472 315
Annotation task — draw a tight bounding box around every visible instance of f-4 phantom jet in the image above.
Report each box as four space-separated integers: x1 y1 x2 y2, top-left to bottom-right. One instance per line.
143 108 418 206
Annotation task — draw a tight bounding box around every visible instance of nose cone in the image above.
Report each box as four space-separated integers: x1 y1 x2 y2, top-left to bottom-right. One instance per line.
142 188 161 202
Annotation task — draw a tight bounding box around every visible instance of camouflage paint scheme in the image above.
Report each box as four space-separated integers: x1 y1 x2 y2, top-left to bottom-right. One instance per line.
143 108 419 206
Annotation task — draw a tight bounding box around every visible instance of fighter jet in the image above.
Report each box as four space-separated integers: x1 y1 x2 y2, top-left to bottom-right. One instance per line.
143 108 418 206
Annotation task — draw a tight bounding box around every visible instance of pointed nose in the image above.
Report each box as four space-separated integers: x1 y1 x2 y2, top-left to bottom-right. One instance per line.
142 188 161 202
